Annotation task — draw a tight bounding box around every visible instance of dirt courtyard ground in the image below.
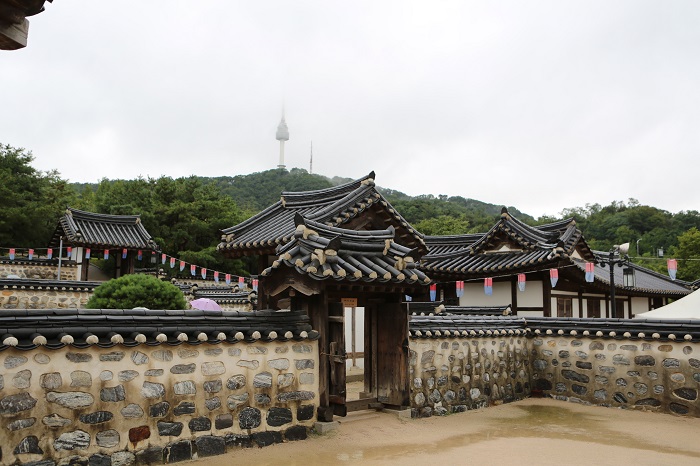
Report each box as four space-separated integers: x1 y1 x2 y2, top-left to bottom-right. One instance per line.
190 397 700 466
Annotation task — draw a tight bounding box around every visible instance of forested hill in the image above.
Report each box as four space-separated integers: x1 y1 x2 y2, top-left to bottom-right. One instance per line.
196 168 533 231
3 141 700 282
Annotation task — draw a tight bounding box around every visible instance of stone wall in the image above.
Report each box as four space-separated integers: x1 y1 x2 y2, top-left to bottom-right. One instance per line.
408 335 531 417
0 280 97 310
530 335 700 416
0 261 77 281
0 341 319 465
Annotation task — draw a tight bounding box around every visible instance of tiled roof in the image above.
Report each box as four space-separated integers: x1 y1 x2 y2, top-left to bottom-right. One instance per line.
0 309 317 350
571 255 691 296
261 213 431 284
192 288 257 305
420 208 594 277
408 314 700 341
0 278 101 292
217 172 426 257
50 208 159 250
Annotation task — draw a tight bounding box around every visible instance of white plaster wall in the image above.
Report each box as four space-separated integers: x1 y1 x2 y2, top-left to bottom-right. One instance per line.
630 297 649 317
460 282 511 306
517 281 543 307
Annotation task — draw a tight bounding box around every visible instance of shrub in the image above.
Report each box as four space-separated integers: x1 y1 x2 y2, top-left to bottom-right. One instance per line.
86 274 187 310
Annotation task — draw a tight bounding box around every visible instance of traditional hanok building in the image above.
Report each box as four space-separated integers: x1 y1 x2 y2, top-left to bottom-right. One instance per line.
217 173 430 418
420 208 692 318
49 208 159 280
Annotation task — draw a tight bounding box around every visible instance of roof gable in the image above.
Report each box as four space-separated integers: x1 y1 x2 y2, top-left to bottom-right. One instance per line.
261 213 430 284
420 207 594 277
217 171 426 257
50 208 158 250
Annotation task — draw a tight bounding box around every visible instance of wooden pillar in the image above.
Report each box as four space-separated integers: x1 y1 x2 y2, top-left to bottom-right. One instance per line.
307 291 330 421
578 290 583 318
510 276 518 316
542 271 552 317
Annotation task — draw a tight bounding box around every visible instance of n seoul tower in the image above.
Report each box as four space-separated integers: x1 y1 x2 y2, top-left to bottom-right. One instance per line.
275 111 290 169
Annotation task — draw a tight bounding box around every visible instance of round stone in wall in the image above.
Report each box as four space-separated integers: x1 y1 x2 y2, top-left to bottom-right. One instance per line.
278 373 295 388
227 393 249 410
299 372 314 385
141 382 165 399
253 372 272 388
151 350 172 362
34 353 50 364
178 349 199 359
228 348 242 356
47 391 94 409
239 407 261 429
54 430 90 451
204 379 223 393
70 371 92 387
268 359 290 371
96 429 120 448
111 450 136 466
683 346 693 355
14 435 43 454
5 355 28 369
414 392 426 406
205 397 222 411
121 404 144 419
43 413 71 427
202 361 226 376
40 372 62 390
145 369 164 377
174 381 196 395
131 352 150 365
226 375 246 390
118 370 139 382
671 373 686 383
100 371 113 381
8 417 36 431
12 370 31 389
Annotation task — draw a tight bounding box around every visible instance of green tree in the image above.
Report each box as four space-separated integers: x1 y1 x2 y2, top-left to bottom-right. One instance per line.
414 215 472 236
0 143 76 247
669 227 700 282
86 274 187 310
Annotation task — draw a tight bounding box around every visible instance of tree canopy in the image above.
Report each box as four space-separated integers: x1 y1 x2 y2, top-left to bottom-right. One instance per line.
0 144 76 247
86 274 187 310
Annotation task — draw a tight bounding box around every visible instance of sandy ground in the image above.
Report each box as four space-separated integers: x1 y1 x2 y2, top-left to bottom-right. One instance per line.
189 397 700 466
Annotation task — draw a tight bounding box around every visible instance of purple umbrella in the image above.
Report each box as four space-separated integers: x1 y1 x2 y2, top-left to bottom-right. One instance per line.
190 298 222 311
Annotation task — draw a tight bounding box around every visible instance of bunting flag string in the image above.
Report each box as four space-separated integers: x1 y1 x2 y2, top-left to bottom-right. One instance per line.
137 250 143 261
517 273 526 292
9 248 15 260
28 249 34 260
47 248 53 260
190 264 196 276
429 283 437 301
104 250 109 260
161 253 167 265
122 248 127 259
170 257 176 269
67 247 72 259
179 260 185 272
85 248 91 259
225 274 231 285
549 268 558 287
455 280 464 298
214 271 219 283
585 262 595 283
667 259 677 281
484 277 493 296
201 268 207 279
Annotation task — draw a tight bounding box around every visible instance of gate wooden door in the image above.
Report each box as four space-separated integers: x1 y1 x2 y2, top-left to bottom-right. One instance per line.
328 302 347 416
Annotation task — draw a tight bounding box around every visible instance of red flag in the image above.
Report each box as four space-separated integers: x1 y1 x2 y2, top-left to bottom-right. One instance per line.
668 259 678 280
214 271 220 283
170 257 176 268
201 268 207 279
190 264 196 276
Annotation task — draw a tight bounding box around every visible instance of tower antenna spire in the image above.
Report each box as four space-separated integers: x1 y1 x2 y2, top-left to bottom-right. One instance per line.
275 107 289 169
309 141 313 174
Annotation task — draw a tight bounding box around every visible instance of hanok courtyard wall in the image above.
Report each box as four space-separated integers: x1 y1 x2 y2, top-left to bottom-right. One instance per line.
0 340 319 465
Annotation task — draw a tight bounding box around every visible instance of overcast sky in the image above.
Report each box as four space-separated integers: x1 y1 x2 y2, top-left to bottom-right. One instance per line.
3 1 699 218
